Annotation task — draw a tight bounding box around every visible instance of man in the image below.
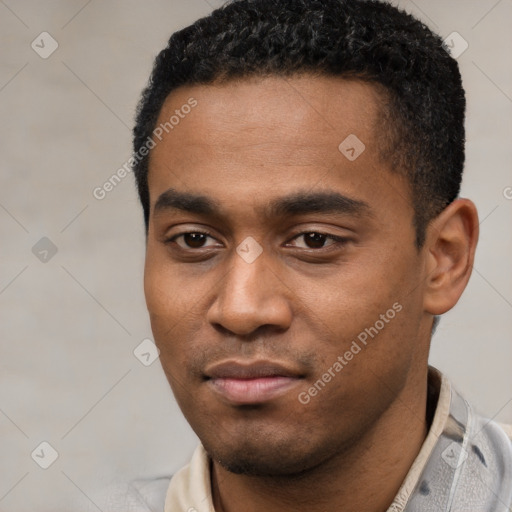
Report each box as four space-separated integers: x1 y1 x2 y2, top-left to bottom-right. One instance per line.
118 0 512 510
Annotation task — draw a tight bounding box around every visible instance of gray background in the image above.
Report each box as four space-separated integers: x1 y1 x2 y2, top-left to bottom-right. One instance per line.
0 0 511 510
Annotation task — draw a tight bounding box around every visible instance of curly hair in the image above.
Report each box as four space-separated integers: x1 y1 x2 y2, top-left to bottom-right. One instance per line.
132 0 465 247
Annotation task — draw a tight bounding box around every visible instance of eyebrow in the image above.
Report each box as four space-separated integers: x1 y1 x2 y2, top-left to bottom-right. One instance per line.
153 188 372 220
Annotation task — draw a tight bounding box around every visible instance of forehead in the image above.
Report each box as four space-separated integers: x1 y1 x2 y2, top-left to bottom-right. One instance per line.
149 74 385 183
146 74 412 231
153 74 382 154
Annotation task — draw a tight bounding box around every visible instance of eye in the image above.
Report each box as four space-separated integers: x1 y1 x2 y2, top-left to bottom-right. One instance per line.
165 230 348 252
168 231 221 249
288 232 347 249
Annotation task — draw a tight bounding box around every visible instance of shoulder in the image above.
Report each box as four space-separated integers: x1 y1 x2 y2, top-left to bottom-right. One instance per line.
496 421 512 441
103 476 172 512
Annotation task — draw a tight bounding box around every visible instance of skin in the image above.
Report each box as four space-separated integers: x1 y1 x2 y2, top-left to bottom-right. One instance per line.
144 74 479 512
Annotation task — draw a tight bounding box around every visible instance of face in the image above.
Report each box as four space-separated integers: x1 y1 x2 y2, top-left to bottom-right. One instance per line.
144 75 431 476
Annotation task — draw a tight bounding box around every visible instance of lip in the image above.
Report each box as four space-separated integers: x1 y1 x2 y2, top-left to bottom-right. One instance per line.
205 360 303 405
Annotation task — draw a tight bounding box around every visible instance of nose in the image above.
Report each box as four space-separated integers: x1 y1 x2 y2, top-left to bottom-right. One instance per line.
206 246 293 337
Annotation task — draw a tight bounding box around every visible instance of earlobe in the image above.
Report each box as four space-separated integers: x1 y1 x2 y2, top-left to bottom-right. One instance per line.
423 199 479 315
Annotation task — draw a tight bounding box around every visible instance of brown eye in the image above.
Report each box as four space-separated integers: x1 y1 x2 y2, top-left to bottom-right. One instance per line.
170 232 219 249
303 233 328 248
183 233 207 248
290 232 342 249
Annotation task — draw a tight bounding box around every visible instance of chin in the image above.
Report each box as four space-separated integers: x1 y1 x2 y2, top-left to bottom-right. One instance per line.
214 451 313 477
202 435 330 478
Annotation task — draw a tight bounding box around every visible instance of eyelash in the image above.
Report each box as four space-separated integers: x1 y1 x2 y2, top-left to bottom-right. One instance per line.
165 230 349 251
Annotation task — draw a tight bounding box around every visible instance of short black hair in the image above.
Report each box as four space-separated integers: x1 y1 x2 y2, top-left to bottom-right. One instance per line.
133 0 465 247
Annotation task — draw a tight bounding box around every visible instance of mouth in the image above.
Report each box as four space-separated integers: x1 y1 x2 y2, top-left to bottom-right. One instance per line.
204 360 304 405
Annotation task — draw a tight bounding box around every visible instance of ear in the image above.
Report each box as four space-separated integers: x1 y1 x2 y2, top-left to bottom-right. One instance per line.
423 198 479 315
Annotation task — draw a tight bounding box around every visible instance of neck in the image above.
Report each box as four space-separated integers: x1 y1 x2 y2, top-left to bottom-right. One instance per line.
212 366 430 512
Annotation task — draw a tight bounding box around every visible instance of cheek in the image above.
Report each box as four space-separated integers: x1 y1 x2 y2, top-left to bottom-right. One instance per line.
144 245 196 319
290 250 422 381
290 257 406 334
144 256 190 367
143 250 217 377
